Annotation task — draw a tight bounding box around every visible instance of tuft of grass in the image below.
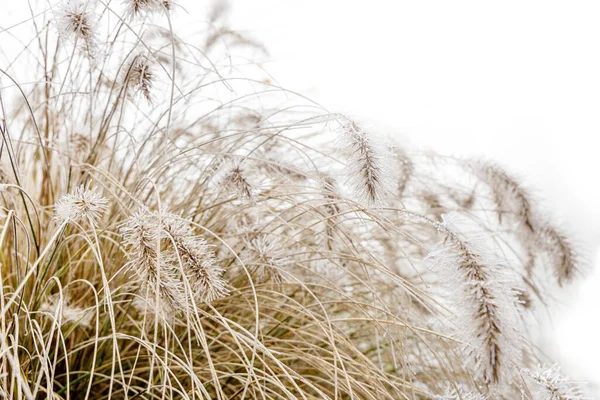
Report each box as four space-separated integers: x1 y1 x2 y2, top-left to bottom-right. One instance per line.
0 1 589 399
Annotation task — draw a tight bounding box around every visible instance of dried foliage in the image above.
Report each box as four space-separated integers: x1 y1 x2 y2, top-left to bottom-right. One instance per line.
0 1 590 399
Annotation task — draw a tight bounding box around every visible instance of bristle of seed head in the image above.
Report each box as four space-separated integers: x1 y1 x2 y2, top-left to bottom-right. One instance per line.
319 173 341 250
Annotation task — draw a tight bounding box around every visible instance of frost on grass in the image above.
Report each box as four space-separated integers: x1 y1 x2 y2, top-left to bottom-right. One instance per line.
0 1 589 398
470 160 578 286
121 207 184 310
435 385 487 400
123 0 176 18
126 53 156 102
162 212 229 304
212 159 258 203
121 207 228 311
243 235 285 284
56 0 99 55
522 365 589 400
426 214 524 386
338 121 395 206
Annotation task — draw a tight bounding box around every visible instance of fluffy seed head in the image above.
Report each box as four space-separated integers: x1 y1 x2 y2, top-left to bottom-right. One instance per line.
244 236 283 283
319 173 341 250
160 0 176 11
427 214 523 386
394 147 413 198
54 184 108 225
162 213 229 304
216 160 256 202
121 208 183 309
123 0 174 18
127 53 155 102
470 161 579 286
471 161 535 231
188 259 229 303
338 121 394 206
56 0 98 53
537 224 578 287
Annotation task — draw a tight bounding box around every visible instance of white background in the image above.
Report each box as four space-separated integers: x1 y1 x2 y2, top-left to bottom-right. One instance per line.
208 0 600 390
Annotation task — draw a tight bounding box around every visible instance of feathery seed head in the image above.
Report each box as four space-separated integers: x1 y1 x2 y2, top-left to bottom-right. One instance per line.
56 0 98 53
244 236 283 283
160 0 176 11
213 159 258 203
318 173 341 250
471 161 579 286
123 0 174 18
189 261 229 303
121 207 161 256
427 214 523 386
471 161 535 231
338 121 394 206
319 173 341 218
394 147 413 198
162 213 229 304
122 208 183 308
221 165 254 201
537 224 578 287
54 184 108 225
127 53 155 102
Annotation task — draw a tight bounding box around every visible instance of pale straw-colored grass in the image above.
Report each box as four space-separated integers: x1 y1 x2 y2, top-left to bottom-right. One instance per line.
0 1 589 398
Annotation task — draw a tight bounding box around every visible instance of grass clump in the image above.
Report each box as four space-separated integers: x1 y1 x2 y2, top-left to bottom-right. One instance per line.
0 1 588 398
